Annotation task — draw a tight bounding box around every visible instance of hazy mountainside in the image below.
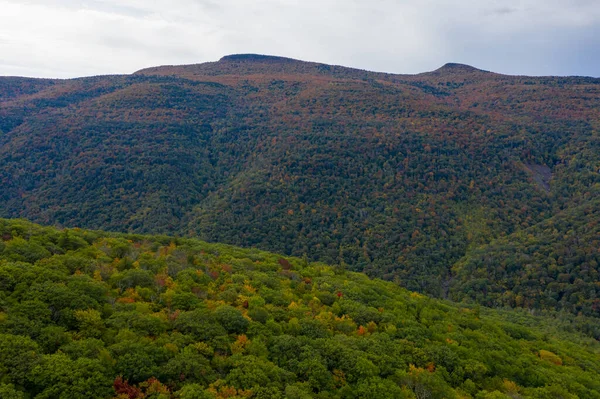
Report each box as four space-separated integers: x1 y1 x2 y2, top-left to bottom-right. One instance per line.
1 54 599 314
1 218 600 398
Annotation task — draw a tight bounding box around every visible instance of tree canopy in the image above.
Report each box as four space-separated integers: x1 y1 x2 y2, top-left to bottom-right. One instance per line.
0 219 599 398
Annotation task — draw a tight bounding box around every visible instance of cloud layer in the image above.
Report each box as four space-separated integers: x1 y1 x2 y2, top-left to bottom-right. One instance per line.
1 0 599 78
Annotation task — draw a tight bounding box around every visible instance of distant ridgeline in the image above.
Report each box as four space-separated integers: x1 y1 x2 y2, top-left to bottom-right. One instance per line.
0 218 599 398
0 54 599 317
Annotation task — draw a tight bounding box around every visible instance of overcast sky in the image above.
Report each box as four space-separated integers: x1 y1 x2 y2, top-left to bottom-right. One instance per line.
1 0 599 78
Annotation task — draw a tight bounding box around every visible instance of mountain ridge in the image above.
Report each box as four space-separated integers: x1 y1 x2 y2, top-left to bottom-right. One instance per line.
3 54 598 81
129 54 597 80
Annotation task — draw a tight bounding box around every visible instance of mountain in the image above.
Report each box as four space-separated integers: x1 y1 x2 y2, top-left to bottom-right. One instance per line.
1 54 599 316
1 218 599 398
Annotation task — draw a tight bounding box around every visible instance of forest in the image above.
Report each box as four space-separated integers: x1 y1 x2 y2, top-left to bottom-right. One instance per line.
0 54 599 317
1 218 600 398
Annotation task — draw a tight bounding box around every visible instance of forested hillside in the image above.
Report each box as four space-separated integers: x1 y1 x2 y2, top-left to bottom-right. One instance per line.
1 54 599 315
450 198 600 316
1 219 600 398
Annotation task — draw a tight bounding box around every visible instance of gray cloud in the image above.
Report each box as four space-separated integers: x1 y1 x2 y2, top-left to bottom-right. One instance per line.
0 0 598 78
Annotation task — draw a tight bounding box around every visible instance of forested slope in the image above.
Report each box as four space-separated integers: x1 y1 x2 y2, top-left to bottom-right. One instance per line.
1 219 600 398
451 197 600 316
1 54 599 314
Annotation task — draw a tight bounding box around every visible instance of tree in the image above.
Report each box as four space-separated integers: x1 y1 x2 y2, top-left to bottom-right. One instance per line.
214 306 249 334
29 352 113 399
176 384 217 399
0 334 40 386
0 384 25 399
163 345 216 387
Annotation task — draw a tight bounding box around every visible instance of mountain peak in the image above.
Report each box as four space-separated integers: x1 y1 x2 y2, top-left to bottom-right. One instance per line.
433 63 489 74
219 54 300 64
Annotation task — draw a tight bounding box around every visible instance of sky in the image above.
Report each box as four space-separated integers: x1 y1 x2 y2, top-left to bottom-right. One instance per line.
0 0 599 78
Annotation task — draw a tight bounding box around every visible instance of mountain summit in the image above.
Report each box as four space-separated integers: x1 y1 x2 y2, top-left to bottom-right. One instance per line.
431 62 490 74
219 54 301 63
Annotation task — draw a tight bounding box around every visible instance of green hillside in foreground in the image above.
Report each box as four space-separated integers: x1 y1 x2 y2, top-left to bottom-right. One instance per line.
1 55 600 317
1 219 599 398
